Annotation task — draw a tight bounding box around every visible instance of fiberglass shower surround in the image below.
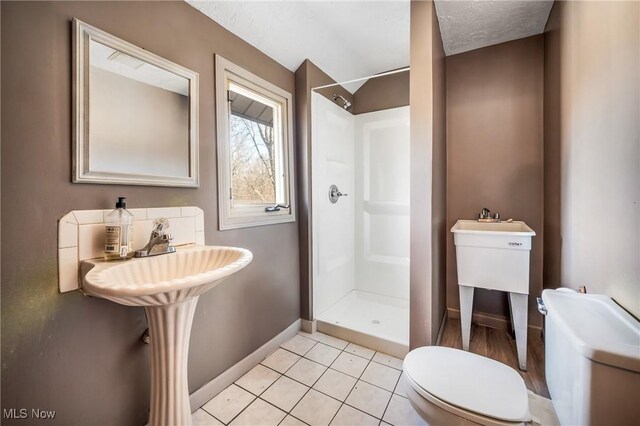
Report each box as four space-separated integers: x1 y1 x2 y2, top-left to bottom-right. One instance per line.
311 92 411 351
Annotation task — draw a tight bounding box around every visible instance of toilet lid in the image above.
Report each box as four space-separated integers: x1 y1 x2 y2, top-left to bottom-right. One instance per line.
403 347 530 422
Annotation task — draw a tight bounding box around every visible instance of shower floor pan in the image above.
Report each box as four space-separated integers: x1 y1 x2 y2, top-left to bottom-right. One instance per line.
317 290 409 358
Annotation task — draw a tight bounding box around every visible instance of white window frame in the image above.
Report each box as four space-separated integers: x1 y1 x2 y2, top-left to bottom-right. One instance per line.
215 55 296 230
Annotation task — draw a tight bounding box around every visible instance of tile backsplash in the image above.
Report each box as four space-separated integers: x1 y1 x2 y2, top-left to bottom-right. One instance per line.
58 206 205 293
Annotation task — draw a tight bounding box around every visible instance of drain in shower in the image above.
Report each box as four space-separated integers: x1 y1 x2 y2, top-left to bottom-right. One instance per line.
372 320 380 325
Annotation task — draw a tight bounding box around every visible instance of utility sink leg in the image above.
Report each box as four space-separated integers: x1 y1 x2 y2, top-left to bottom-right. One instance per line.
459 285 474 351
509 292 528 371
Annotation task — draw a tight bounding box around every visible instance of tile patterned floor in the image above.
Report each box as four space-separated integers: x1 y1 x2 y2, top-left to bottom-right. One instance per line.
192 330 559 426
193 331 425 426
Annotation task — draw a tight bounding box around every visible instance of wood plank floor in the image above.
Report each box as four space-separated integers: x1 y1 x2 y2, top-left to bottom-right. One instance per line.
438 318 550 398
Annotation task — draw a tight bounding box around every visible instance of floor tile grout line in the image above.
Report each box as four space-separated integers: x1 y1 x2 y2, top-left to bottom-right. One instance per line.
288 343 367 425
205 333 403 426
201 390 257 426
378 373 403 423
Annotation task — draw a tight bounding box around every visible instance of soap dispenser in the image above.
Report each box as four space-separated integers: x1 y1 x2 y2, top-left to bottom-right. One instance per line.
104 197 134 261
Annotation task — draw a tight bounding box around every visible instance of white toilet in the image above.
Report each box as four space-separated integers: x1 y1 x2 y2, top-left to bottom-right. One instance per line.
403 289 640 426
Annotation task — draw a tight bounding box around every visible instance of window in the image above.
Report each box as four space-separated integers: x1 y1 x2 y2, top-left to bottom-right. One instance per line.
215 55 295 230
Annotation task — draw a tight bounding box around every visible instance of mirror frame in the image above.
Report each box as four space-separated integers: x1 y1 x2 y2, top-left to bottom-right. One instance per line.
72 18 199 187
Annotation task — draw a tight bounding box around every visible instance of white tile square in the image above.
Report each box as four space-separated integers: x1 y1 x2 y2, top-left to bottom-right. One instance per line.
169 217 196 245
528 391 560 426
78 224 104 260
372 352 404 370
58 220 77 249
58 247 78 293
147 207 182 219
129 208 148 221
344 343 375 360
345 380 392 419
104 208 147 222
60 211 77 225
313 368 357 401
196 212 205 231
280 415 307 426
360 362 401 392
382 394 427 426
236 364 281 396
261 348 301 373
282 335 317 356
316 333 349 350
260 376 309 412
192 409 224 426
73 210 104 224
290 389 341 426
393 373 408 397
330 404 378 426
305 343 341 367
195 230 205 245
285 358 327 386
202 384 255 424
181 206 199 217
132 219 154 250
229 398 286 426
330 352 369 378
298 331 322 341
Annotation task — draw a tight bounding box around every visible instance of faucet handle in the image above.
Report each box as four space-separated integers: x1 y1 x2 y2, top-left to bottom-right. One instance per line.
152 217 170 233
479 207 491 219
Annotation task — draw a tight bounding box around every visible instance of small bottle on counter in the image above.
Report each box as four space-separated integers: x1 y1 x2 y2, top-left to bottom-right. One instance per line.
104 197 134 261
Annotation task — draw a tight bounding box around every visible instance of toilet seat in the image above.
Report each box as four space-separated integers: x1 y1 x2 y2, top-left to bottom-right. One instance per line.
403 347 531 425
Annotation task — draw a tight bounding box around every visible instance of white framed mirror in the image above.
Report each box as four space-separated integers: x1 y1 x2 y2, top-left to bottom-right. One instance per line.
72 19 199 187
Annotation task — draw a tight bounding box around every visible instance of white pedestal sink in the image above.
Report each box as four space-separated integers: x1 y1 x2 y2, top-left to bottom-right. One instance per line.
81 245 253 426
451 220 535 370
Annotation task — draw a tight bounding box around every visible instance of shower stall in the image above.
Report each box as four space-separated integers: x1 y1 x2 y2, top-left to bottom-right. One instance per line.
310 82 410 357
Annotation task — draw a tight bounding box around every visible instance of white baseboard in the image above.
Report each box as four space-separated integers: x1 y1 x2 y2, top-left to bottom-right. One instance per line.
190 318 301 411
301 319 316 333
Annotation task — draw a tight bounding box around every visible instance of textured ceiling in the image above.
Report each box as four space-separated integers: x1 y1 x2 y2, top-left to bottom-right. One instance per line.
186 1 553 88
434 0 554 56
185 0 409 92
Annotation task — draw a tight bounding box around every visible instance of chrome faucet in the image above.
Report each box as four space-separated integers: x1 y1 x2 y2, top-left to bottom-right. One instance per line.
478 207 502 222
135 217 176 257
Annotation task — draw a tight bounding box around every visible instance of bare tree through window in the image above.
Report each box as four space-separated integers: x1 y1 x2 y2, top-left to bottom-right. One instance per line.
230 112 276 205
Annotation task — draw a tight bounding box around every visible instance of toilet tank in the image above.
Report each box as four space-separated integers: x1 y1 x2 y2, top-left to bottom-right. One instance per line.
542 289 640 426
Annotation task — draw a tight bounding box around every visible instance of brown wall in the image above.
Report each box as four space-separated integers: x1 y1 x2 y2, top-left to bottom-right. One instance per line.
294 60 352 320
1 2 299 424
352 70 410 115
543 5 562 290
445 36 545 328
544 1 640 317
430 8 447 343
409 0 446 348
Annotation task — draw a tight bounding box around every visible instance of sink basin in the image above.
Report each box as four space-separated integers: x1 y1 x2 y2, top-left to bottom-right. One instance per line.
450 220 536 236
82 245 253 306
81 244 253 426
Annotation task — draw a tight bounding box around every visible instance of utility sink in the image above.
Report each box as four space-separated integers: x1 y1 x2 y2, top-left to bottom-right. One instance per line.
81 245 253 426
451 220 535 294
451 220 535 370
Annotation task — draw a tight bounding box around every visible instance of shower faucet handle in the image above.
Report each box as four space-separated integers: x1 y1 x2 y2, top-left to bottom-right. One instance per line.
329 184 348 204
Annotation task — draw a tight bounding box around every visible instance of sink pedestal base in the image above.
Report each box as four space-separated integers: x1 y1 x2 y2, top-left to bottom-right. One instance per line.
145 297 199 426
